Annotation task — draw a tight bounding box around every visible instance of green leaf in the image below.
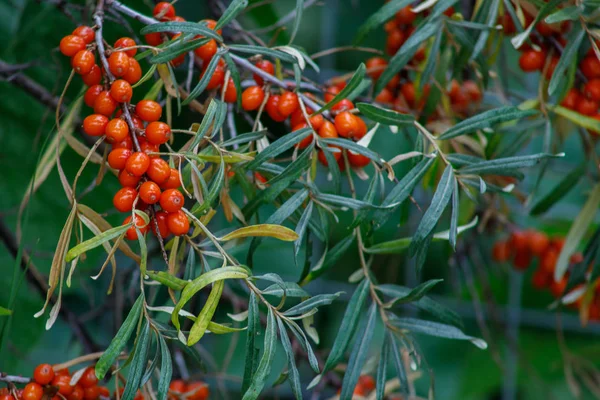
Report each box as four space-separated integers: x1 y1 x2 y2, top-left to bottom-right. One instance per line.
283 292 342 316
354 0 414 44
551 105 600 132
242 308 278 400
262 282 310 298
242 292 260 393
192 156 226 215
150 36 210 64
289 0 304 43
357 103 415 125
409 165 454 256
183 51 225 106
96 295 144 380
339 303 378 400
122 321 151 400
65 225 128 262
419 28 443 90
449 178 459 250
385 279 443 305
555 184 600 281
374 19 440 94
208 321 246 334
216 0 249 31
140 22 222 41
189 99 227 148
220 224 299 241
510 0 564 49
549 26 584 95
388 332 408 392
172 267 250 331
317 63 366 114
470 0 499 61
276 318 302 400
294 201 313 264
228 44 297 63
221 130 266 147
375 334 389 400
388 316 487 349
459 153 561 176
246 128 312 170
188 280 224 346
223 53 243 109
313 193 383 210
438 107 539 140
530 164 585 215
146 270 188 291
0 307 12 316
157 336 172 400
545 6 581 23
301 234 355 285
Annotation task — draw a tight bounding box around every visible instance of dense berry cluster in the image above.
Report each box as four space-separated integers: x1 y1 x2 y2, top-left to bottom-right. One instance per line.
59 26 190 239
167 380 209 400
492 230 600 319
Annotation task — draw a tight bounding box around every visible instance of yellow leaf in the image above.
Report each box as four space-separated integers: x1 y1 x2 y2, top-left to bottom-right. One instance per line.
219 224 299 242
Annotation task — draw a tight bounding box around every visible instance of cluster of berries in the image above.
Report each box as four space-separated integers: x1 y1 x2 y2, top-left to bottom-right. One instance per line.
167 380 209 400
0 364 115 400
58 27 190 240
492 230 600 320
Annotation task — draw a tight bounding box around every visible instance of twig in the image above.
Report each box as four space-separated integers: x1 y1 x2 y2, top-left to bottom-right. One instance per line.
249 0 319 34
0 374 31 384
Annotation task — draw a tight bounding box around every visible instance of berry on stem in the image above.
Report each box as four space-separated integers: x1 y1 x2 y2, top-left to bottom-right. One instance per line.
33 363 55 385
82 64 102 86
147 158 171 184
59 35 86 57
108 52 131 77
139 181 161 204
72 26 95 44
108 148 132 170
114 37 137 57
83 114 109 136
253 60 275 85
145 121 172 145
93 91 118 116
105 118 130 143
126 152 151 176
123 58 143 85
241 86 265 111
72 50 95 75
113 187 138 212
84 85 103 108
167 210 190 236
110 80 133 103
136 100 163 122
160 189 185 213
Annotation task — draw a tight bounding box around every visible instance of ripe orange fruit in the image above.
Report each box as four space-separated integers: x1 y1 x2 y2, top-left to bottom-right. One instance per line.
160 168 180 189
348 151 370 168
72 26 95 44
147 158 171 184
265 95 287 122
194 39 218 63
253 59 275 85
528 231 549 256
318 120 338 139
386 29 405 55
114 37 137 57
118 169 141 187
167 210 190 236
72 50 95 75
153 1 176 20
105 118 129 143
108 51 130 77
513 248 532 271
125 152 151 176
584 79 600 102
160 189 185 212
375 87 394 104
22 383 43 400
112 135 133 150
518 49 546 72
492 240 511 262
110 79 133 103
108 148 132 170
123 58 142 84
560 88 581 110
59 35 86 57
93 91 118 116
581 56 600 79
510 231 529 253
67 385 84 400
395 6 417 24
139 181 161 204
84 85 103 108
51 375 74 396
136 100 163 122
358 375 376 392
277 91 299 117
152 211 170 238
145 121 171 145
293 123 313 149
138 138 160 158
124 214 149 240
83 114 109 136
365 57 387 80
223 78 237 103
331 98 354 114
334 111 359 138
532 268 551 290
82 64 102 86
576 97 599 115
113 187 138 212
33 363 55 385
186 382 209 400
241 86 265 111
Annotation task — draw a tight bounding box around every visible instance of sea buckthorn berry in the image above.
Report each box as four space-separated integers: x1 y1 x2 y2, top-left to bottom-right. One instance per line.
318 120 339 139
83 114 109 136
550 276 568 298
108 51 130 77
113 135 133 150
223 78 238 103
528 231 550 256
401 82 416 106
60 35 86 57
93 91 118 116
584 79 600 102
513 248 532 271
153 2 176 20
265 95 287 122
576 97 599 116
72 50 95 75
123 58 142 85
500 13 516 34
354 116 367 139
160 189 185 212
194 39 218 63
358 375 376 393
463 80 482 102
348 151 370 168
33 363 55 385
105 118 129 143
145 32 163 47
108 148 132 170
167 210 190 236
82 386 99 400
386 29 405 55
84 85 103 108
543 56 559 80
136 100 163 122
145 121 171 145
126 152 150 176
293 123 313 149
72 26 95 44
118 169 141 187
203 19 222 34
139 181 161 204
581 56 600 79
395 5 417 24
23 383 43 400
172 16 186 22
290 107 312 128
324 86 341 102
110 80 133 103
492 240 511 262
518 49 546 72
277 91 299 117
203 60 225 90
82 64 102 86
561 88 581 110
375 87 394 103
241 86 265 111
170 53 186 67
253 60 275 85
152 211 170 238
365 57 387 80
540 248 558 274
331 98 354 114
80 367 98 388
186 382 209 400
386 74 400 90
52 375 74 396
160 168 180 189
147 158 171 184
113 187 138 212
318 146 342 166
510 231 529 253
532 268 551 290
97 387 110 398
139 137 160 157
55 369 70 376
114 37 137 57
334 111 360 138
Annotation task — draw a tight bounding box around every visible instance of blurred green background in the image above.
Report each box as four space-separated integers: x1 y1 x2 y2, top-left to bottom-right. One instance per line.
1 0 599 399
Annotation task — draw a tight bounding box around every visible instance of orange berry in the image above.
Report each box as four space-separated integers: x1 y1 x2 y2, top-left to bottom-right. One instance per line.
0 394 15 400
152 211 170 238
277 91 299 117
167 210 190 236
576 97 599 115
401 82 416 106
375 87 394 103
124 215 148 240
52 375 74 396
518 49 546 72
82 64 102 86
105 118 129 143
60 35 86 57
354 116 367 139
114 37 137 57
145 121 171 145
265 95 287 122
348 151 370 168
33 363 55 385
544 56 559 80
110 79 133 103
153 2 176 20
126 152 151 176
186 382 209 400
97 387 110 398
108 148 132 170
84 84 103 108
93 91 118 116
324 86 341 102
112 135 133 150
123 58 143 84
160 189 185 212
293 123 313 149
83 114 109 136
138 138 160 158
550 276 568 298
241 86 265 111
203 60 226 90
532 268 551 290
82 386 99 400
395 6 417 24
528 231 550 256
145 32 164 46
136 100 162 122
139 181 161 204
318 120 339 139
113 187 138 212
194 39 218 63
581 56 600 79
147 158 171 184
560 88 581 110
584 79 600 102
118 169 141 187
492 240 511 262
334 111 360 138
331 98 354 114
160 168 180 189
108 51 130 77
462 80 482 102
253 60 275 85
513 248 532 271
386 74 400 90
365 57 387 80
23 383 43 400
510 231 529 253
67 386 84 400
203 19 222 35
290 107 312 127
223 78 237 103
386 29 405 55
72 50 96 75
358 375 375 393
72 26 95 44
